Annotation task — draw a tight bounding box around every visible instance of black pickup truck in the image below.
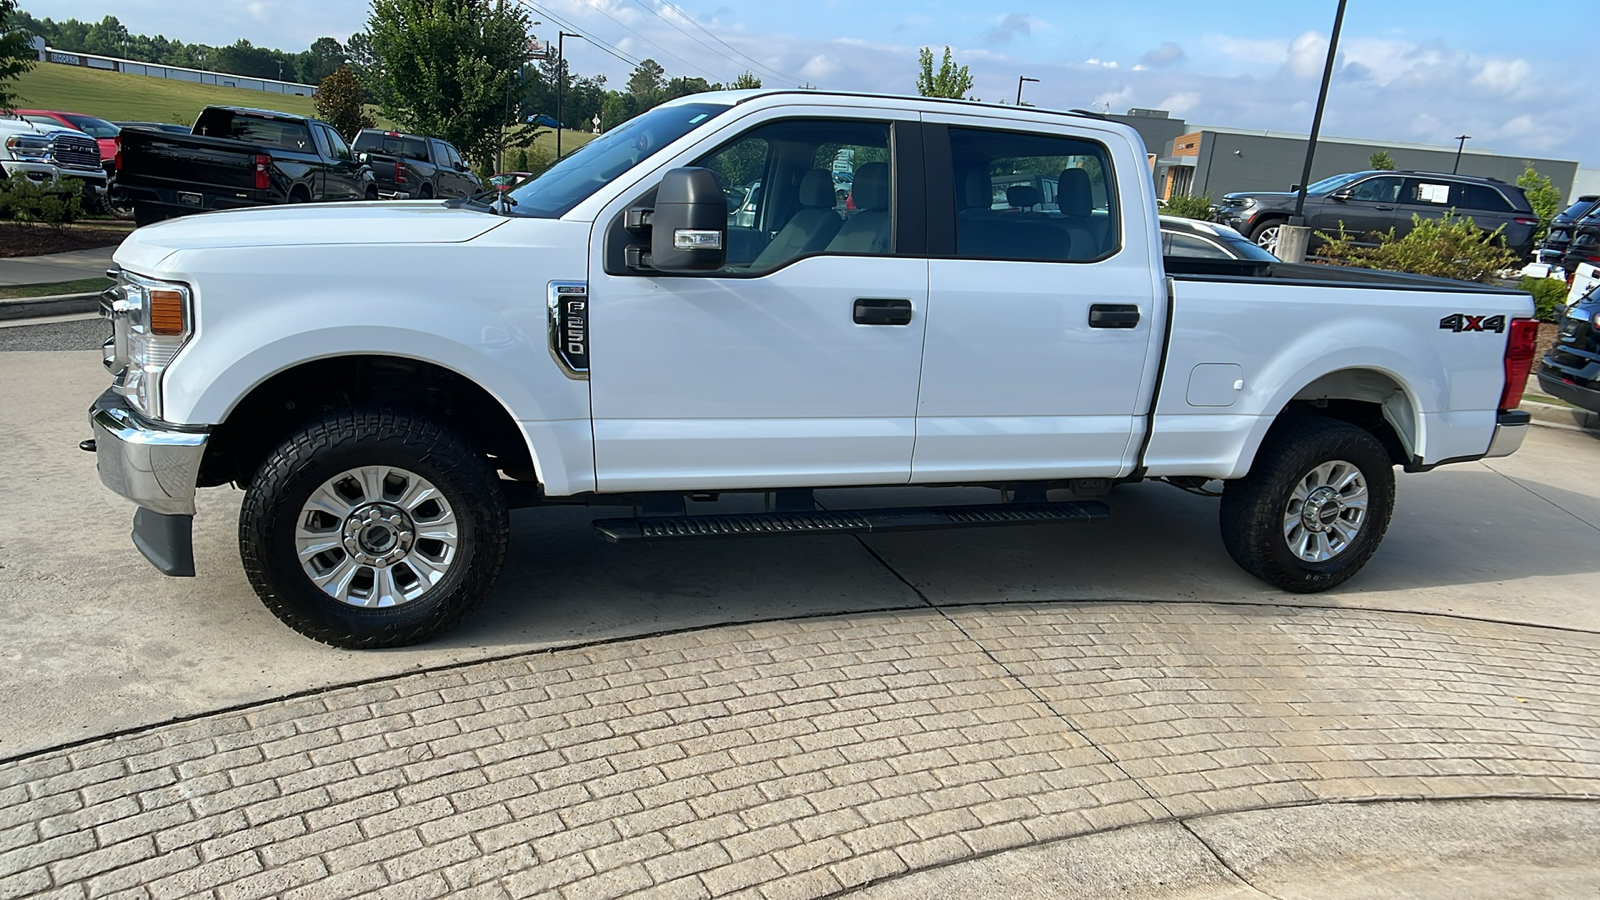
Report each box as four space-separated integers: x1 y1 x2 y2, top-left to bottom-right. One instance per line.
350 129 481 200
115 107 377 226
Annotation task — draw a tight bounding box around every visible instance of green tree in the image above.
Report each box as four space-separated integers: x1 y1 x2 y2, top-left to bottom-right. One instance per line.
602 90 641 131
663 75 713 101
299 36 347 84
731 70 762 89
0 0 35 111
1516 163 1562 246
367 0 532 166
916 46 973 99
627 58 665 99
1368 150 1396 170
314 65 375 140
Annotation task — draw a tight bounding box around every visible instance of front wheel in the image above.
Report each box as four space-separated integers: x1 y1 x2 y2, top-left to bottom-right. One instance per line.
239 408 509 648
1250 219 1285 254
1219 417 1395 593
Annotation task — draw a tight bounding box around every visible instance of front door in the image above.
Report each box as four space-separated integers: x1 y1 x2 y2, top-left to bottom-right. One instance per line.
316 125 361 200
588 112 929 492
913 117 1163 482
1323 174 1404 241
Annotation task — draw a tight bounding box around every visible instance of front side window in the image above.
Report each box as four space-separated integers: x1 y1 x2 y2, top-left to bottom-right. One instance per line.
949 126 1118 262
693 118 893 272
506 101 729 219
323 126 352 161
1348 176 1401 203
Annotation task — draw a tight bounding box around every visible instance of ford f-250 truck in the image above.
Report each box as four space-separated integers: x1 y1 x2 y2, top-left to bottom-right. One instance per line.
114 106 376 226
87 90 1536 648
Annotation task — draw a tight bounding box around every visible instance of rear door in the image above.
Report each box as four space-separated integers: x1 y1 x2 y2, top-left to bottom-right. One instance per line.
913 116 1164 481
1397 176 1456 237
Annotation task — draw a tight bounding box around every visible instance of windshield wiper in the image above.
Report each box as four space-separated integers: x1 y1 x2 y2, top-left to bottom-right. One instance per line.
446 188 517 214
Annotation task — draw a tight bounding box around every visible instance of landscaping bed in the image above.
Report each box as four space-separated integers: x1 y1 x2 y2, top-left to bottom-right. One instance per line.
0 222 133 258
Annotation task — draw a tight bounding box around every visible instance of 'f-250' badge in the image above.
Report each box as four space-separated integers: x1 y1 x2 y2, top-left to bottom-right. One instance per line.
1439 313 1506 333
547 281 589 379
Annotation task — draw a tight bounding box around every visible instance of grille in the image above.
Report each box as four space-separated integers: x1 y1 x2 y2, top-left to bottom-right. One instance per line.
51 135 101 171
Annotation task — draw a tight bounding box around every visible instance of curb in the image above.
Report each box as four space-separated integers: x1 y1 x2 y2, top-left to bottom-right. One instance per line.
1522 400 1600 433
0 292 100 322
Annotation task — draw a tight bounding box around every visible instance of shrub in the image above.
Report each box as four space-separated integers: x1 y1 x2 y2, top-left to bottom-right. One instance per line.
1518 276 1569 323
1162 194 1216 221
1314 213 1517 284
1368 150 1396 170
0 175 86 226
1516 164 1561 246
513 147 529 172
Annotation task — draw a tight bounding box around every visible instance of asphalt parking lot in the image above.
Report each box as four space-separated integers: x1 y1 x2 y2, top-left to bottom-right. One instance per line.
3 323 1598 898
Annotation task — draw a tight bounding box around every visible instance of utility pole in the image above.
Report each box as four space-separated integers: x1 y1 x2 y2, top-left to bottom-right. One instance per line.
1016 76 1038 106
1452 134 1471 174
1280 0 1348 264
556 32 581 161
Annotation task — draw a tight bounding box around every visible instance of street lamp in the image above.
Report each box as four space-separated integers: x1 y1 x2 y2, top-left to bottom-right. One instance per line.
556 31 582 161
1452 134 1471 174
1016 76 1039 106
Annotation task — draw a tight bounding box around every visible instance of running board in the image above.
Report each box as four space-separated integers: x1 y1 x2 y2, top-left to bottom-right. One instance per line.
593 500 1109 543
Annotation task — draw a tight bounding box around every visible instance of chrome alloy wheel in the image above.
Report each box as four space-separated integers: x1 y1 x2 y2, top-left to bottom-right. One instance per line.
1255 223 1281 253
295 466 457 607
1281 459 1369 563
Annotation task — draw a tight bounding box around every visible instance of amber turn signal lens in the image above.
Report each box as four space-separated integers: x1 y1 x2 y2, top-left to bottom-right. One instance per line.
149 289 185 335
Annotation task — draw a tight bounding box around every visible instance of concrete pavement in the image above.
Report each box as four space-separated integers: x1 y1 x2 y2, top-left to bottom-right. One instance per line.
3 348 1599 898
0 247 116 286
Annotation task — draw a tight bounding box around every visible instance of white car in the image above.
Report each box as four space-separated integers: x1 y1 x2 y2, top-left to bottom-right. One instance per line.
90 90 1536 647
0 115 107 198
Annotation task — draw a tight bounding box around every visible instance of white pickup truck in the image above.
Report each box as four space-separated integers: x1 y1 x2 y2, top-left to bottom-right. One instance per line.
88 90 1537 648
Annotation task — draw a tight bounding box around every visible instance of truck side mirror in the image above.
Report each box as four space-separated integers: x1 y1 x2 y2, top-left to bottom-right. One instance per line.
650 167 726 272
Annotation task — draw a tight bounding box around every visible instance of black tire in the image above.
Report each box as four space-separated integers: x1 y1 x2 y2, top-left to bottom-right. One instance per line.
239 407 509 648
288 188 309 203
419 185 433 200
1219 416 1395 593
365 186 379 201
133 205 165 227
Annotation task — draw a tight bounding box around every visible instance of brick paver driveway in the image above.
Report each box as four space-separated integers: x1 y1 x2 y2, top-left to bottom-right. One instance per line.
5 601 1596 899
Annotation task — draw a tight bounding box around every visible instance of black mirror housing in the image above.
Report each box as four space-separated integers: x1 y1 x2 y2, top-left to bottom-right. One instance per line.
1330 189 1351 201
651 167 726 272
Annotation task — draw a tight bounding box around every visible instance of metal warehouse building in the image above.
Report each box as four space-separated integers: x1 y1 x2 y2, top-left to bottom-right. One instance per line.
1107 108 1578 204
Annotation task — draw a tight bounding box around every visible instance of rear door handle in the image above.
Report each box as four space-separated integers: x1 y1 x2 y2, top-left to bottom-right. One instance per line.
854 298 913 326
1089 304 1140 329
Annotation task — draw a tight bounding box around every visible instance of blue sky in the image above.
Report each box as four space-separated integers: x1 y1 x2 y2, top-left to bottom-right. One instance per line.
24 1 1597 168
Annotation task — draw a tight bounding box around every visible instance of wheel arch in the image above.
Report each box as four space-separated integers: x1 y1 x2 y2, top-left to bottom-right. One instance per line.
200 354 538 489
1235 366 1422 479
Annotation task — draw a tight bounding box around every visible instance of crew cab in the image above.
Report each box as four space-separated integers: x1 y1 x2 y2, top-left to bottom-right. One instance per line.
113 106 375 226
0 116 107 199
87 91 1536 649
351 129 481 200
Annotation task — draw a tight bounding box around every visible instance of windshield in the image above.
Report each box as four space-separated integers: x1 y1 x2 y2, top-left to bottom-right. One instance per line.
1304 172 1366 194
505 102 728 218
62 114 119 139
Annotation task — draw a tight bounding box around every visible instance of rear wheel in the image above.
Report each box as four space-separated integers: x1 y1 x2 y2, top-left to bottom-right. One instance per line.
239 407 509 648
1219 417 1395 593
419 185 433 200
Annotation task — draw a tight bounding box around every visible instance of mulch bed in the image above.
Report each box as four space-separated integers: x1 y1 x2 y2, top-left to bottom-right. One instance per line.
0 223 134 258
1537 321 1560 361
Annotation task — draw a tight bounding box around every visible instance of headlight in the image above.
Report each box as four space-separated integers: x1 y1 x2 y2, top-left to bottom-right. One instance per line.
4 135 52 163
1238 197 1258 209
104 271 193 421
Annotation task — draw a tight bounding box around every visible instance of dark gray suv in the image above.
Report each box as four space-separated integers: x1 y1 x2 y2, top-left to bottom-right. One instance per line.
1216 170 1539 258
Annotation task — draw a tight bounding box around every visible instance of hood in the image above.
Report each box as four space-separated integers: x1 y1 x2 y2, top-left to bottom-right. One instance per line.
114 202 510 271
1223 190 1299 202
0 117 91 140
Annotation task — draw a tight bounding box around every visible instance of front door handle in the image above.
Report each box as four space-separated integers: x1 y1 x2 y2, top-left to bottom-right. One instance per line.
1089 304 1140 329
854 298 913 326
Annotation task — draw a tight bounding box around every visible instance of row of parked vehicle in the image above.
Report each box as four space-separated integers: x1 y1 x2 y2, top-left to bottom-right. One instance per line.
1536 194 1600 275
1 104 509 225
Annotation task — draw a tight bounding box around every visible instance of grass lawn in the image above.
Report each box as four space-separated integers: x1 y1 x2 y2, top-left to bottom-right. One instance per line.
0 276 112 300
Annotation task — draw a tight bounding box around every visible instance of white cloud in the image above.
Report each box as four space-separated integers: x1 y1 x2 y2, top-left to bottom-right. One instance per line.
800 54 838 82
1157 91 1201 116
1472 59 1533 95
1286 31 1327 80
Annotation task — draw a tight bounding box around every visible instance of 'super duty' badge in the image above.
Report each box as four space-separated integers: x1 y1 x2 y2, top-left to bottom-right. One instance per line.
547 281 589 378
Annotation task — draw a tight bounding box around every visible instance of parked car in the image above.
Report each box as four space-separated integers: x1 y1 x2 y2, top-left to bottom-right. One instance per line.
526 114 562 129
1160 216 1279 261
89 90 1536 648
1217 170 1540 258
489 171 532 192
1536 284 1600 412
114 121 191 136
0 116 107 200
1537 195 1600 268
14 109 119 177
114 106 376 226
1559 205 1600 277
351 129 480 200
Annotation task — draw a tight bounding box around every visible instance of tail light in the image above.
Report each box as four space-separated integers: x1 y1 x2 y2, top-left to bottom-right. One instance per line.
253 154 271 191
395 159 406 186
1498 318 1539 411
1514 216 1540 226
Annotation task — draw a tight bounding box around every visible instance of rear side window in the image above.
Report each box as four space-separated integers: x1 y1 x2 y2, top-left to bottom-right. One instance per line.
948 126 1118 262
1402 179 1452 206
193 110 313 152
1451 183 1513 213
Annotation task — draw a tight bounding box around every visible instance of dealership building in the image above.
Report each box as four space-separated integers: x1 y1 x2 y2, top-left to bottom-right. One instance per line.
1107 108 1580 204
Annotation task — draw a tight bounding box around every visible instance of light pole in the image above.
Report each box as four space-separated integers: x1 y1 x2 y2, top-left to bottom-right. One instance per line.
1281 0 1348 263
556 31 581 161
1452 134 1471 174
1016 76 1038 106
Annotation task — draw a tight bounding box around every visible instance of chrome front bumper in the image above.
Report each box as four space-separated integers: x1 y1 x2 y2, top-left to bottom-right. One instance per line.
89 389 208 516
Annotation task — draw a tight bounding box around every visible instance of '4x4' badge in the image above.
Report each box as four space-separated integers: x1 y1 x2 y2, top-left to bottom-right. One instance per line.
1439 313 1506 333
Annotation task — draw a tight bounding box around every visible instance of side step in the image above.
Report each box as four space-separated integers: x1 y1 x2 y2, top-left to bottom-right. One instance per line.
593 500 1109 544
